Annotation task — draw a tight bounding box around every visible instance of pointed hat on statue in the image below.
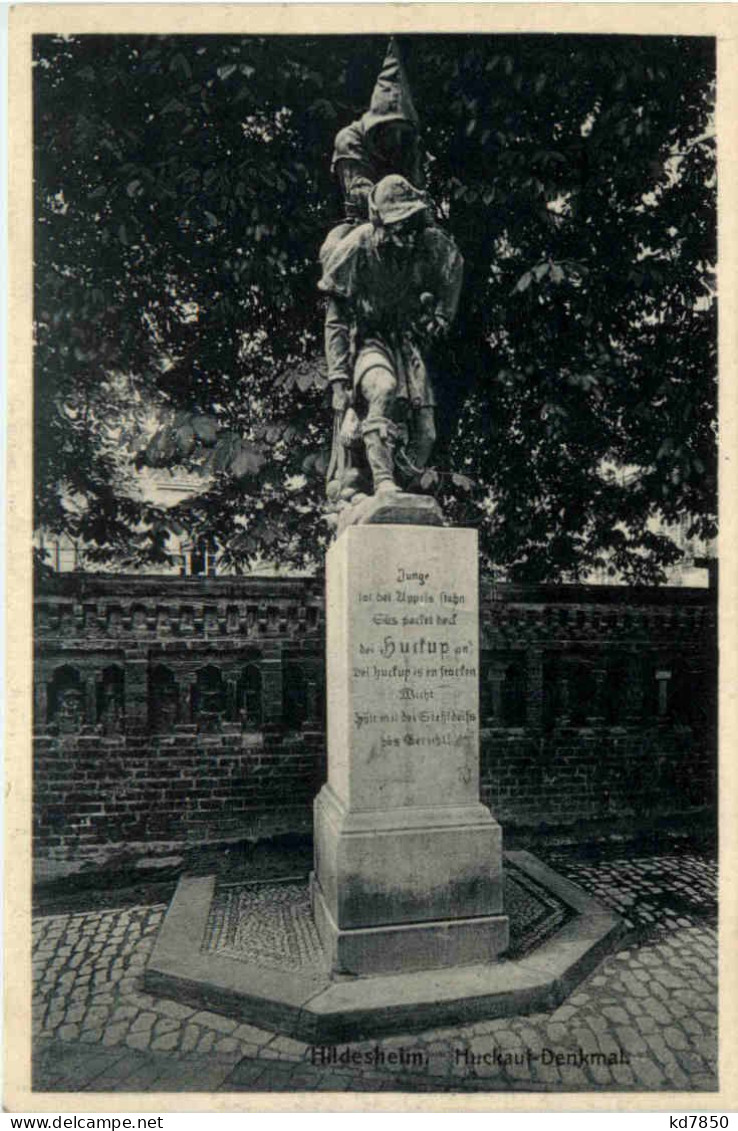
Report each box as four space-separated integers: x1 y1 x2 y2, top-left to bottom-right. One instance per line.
361 37 420 136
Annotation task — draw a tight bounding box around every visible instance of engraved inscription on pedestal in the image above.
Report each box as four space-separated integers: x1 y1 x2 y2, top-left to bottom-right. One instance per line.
313 524 508 975
336 525 480 813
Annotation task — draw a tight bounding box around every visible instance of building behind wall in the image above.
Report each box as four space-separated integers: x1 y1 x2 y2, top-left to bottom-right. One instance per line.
36 463 716 588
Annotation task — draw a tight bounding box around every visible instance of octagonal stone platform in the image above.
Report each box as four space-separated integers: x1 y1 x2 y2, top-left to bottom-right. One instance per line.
143 850 623 1043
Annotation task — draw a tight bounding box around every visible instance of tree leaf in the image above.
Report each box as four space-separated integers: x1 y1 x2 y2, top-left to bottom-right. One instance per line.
145 427 177 468
451 472 474 492
192 416 218 446
212 434 237 472
230 440 266 480
296 367 318 392
162 98 186 115
170 53 192 79
32 34 717 582
314 449 330 476
174 423 195 457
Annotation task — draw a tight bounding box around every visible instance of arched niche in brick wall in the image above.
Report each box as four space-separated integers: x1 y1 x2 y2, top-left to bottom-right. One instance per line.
149 664 179 732
543 653 602 729
644 654 710 727
481 655 527 727
47 664 84 732
502 660 527 727
97 665 125 735
670 654 714 729
238 663 262 729
282 655 325 730
106 607 123 634
192 664 227 729
283 663 307 730
131 605 148 632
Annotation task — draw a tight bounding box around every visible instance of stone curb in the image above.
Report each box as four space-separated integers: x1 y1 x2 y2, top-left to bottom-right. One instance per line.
144 851 624 1042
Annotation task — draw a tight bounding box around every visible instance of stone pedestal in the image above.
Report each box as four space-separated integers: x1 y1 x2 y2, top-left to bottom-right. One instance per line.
336 491 444 536
313 524 508 976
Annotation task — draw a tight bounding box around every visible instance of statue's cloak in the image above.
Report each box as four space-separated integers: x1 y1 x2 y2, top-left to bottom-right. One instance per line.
319 223 463 407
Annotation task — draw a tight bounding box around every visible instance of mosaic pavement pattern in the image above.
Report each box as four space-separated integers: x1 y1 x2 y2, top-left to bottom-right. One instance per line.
32 845 718 1094
201 863 571 972
203 880 326 973
504 862 572 958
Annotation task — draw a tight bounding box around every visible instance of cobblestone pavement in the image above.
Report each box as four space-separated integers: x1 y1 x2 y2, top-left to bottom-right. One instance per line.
32 846 718 1095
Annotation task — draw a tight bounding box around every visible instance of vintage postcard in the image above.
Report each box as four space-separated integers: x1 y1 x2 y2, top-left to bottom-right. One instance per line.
6 2 738 1114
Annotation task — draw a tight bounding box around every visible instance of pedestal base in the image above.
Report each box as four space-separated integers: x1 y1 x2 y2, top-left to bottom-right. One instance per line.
313 784 509 976
314 784 505 924
312 873 509 976
336 491 444 536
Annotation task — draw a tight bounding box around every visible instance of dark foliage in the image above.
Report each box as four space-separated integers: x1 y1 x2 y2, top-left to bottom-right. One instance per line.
34 33 716 579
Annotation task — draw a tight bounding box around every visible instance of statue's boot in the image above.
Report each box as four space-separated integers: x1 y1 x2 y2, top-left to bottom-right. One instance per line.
363 421 401 495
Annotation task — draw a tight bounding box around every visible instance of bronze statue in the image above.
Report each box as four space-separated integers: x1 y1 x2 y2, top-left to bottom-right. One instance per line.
320 41 463 515
320 175 462 503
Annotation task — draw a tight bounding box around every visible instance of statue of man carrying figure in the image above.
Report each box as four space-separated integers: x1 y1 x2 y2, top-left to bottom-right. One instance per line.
318 40 463 514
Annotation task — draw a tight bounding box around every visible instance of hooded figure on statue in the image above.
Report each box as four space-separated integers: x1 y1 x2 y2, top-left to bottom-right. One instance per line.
319 37 429 268
319 41 463 520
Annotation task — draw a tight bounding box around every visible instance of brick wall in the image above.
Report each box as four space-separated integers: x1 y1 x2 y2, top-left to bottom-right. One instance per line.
480 726 714 825
33 573 716 869
34 729 327 862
